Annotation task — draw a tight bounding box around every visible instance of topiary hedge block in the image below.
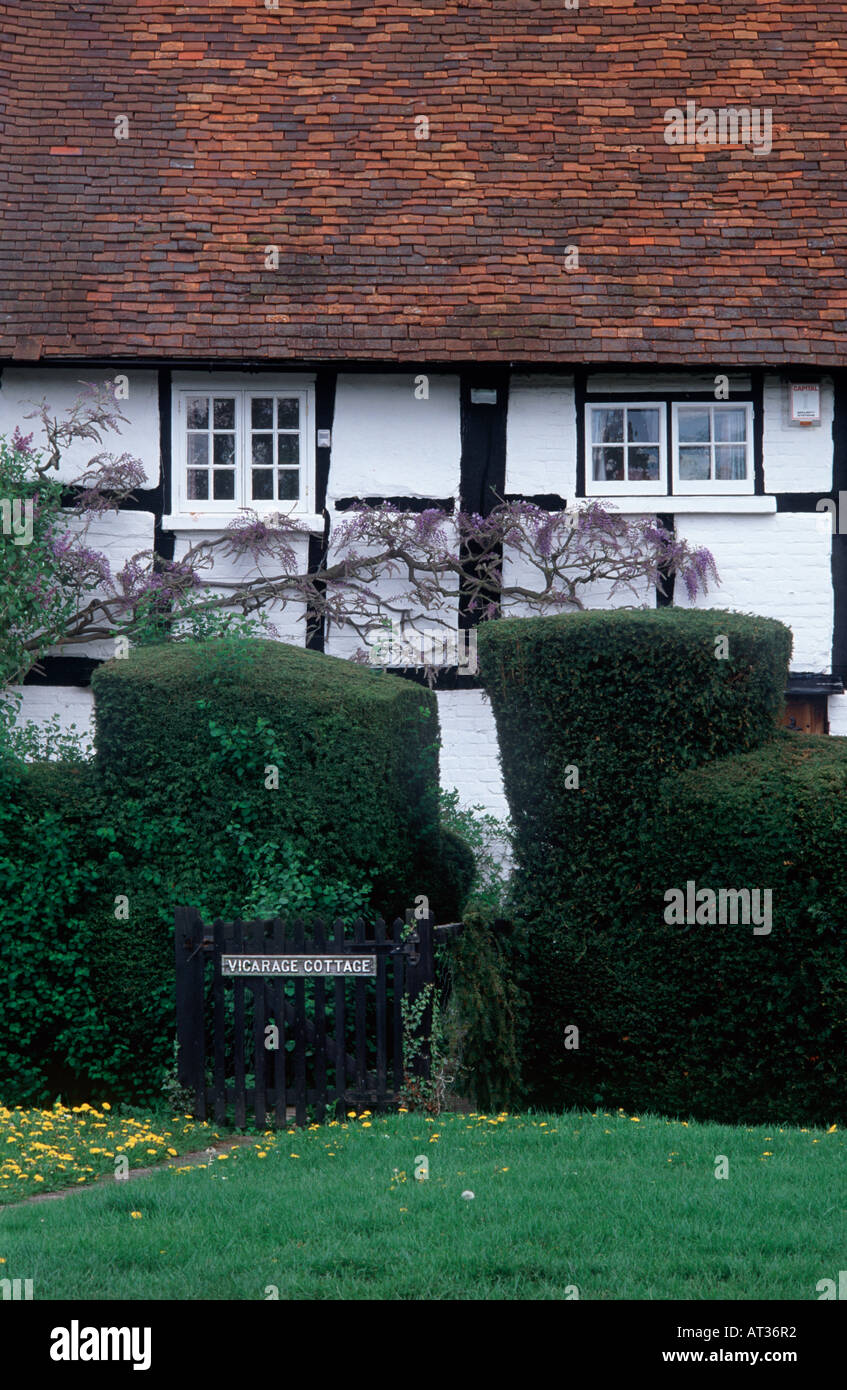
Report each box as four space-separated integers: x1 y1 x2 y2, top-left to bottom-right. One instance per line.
584 731 847 1123
476 608 798 1116
91 638 443 911
477 608 792 876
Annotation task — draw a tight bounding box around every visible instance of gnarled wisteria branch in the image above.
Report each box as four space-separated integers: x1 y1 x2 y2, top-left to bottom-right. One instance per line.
3 388 719 691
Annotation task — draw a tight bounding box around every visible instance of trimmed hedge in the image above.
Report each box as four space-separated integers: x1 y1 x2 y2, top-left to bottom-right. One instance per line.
91 637 448 914
0 638 472 1105
0 760 125 1104
569 732 847 1123
477 608 791 878
631 733 847 1123
477 608 800 1116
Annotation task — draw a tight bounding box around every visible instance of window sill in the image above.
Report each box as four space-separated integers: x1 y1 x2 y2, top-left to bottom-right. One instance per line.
588 496 776 515
161 512 326 534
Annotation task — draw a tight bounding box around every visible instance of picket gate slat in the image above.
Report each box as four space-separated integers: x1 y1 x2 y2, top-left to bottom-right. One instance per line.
175 909 459 1128
272 916 287 1127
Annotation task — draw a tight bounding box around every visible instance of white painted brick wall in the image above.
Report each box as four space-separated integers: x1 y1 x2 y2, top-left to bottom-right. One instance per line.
827 693 847 736
674 512 832 671
62 510 157 660
0 369 160 486
436 688 509 820
505 375 576 496
10 685 96 753
170 529 310 645
762 374 834 493
328 374 461 502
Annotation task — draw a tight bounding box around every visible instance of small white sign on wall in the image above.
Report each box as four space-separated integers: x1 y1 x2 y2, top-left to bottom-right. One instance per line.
790 383 821 425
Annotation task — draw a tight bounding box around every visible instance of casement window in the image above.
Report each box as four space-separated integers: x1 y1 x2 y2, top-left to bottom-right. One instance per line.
586 402 667 495
171 375 315 520
585 400 754 497
671 402 753 495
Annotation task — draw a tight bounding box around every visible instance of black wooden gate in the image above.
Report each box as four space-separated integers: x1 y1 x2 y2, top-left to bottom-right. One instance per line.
174 907 458 1127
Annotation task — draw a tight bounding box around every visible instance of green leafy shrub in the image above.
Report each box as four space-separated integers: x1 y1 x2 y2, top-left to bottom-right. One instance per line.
439 788 512 919
443 909 525 1111
477 608 796 1114
0 637 470 1106
0 760 122 1105
91 638 445 914
613 730 847 1124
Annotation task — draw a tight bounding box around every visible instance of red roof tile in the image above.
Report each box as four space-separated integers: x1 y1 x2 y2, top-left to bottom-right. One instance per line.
2 1 847 364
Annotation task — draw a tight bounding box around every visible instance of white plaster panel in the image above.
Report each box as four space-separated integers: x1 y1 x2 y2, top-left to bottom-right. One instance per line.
10 685 96 755
674 513 832 671
0 369 160 486
54 511 156 660
762 374 834 494
328 374 461 501
170 529 310 645
827 693 847 736
505 375 576 496
501 516 654 616
436 688 509 822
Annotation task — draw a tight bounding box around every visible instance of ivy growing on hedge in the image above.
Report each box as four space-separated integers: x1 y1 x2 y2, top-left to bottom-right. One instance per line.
0 638 473 1106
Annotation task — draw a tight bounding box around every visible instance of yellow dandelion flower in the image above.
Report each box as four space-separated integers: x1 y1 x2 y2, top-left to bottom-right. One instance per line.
130 1211 143 1219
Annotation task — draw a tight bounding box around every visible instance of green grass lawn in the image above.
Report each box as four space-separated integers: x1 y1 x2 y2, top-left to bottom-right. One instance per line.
1 1107 844 1300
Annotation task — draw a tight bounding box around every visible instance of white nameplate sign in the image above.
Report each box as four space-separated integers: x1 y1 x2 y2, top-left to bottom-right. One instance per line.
221 954 377 977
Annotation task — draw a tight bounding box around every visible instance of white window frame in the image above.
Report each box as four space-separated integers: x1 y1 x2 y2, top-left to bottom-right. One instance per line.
171 373 316 522
671 401 754 496
585 401 667 496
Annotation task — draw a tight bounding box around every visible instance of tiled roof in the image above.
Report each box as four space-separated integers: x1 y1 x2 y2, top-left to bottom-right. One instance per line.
2 1 847 364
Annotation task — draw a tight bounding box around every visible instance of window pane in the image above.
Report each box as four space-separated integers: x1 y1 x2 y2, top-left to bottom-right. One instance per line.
213 470 235 500
593 446 623 481
278 469 300 501
277 397 300 429
186 396 208 430
214 433 235 466
252 468 274 500
251 397 273 429
678 409 711 443
714 408 747 443
213 397 235 430
277 434 299 467
591 408 623 444
187 434 208 467
627 408 660 444
715 444 747 480
187 470 208 501
678 446 711 480
627 446 660 481
252 435 273 467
